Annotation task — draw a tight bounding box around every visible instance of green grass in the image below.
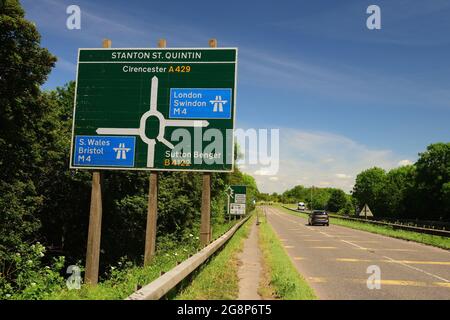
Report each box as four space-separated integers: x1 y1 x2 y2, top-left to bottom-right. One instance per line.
174 216 254 300
46 220 239 300
278 205 450 250
258 211 316 300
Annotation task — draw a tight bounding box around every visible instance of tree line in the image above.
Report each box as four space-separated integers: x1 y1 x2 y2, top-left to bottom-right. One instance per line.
353 143 449 221
260 142 449 221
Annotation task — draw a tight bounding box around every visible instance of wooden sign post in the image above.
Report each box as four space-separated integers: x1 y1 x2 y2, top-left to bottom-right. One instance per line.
199 38 218 246
143 39 166 265
84 38 111 285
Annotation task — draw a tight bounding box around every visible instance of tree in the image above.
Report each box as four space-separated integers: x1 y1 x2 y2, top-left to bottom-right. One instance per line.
0 0 57 295
414 143 450 220
383 165 416 218
327 189 348 213
352 167 387 216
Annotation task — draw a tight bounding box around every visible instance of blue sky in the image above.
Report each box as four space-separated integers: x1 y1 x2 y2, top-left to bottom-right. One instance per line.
22 0 450 192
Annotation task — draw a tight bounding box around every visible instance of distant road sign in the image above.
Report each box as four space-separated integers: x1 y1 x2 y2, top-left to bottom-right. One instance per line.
235 194 246 204
228 185 247 214
230 203 246 215
70 48 237 172
359 204 374 218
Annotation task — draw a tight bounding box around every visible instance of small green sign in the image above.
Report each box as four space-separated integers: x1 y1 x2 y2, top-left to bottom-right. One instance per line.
227 185 247 215
70 48 238 172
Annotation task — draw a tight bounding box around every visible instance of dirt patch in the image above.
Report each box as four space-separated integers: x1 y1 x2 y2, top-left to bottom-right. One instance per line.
237 221 262 300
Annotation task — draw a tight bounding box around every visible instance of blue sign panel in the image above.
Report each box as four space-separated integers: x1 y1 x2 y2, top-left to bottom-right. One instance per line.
169 88 232 119
73 136 135 167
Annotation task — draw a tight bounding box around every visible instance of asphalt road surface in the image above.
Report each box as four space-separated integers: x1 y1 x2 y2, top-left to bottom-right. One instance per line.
262 206 450 300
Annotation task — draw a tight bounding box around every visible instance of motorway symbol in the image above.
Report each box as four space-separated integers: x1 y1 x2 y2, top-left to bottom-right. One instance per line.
210 95 227 112
113 143 131 159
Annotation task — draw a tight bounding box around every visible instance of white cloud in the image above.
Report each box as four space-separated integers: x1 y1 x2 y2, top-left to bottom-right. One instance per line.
335 173 352 179
398 159 413 166
241 128 416 194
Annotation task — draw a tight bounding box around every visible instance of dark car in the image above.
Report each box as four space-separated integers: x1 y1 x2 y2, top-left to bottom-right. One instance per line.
308 210 329 226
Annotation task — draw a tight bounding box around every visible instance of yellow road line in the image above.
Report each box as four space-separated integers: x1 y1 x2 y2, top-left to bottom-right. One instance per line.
309 277 450 288
335 258 450 266
434 282 450 288
311 246 337 249
352 279 429 287
284 245 295 248
293 257 304 260
353 248 416 252
344 240 379 243
336 258 372 263
388 260 450 266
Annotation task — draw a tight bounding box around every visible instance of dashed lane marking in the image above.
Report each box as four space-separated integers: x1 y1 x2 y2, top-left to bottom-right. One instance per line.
392 260 450 266
342 240 379 243
352 279 428 287
435 282 450 288
353 248 417 252
340 239 450 284
319 232 333 238
336 258 372 263
310 246 337 249
335 258 450 266
308 277 327 283
382 255 450 283
306 276 450 288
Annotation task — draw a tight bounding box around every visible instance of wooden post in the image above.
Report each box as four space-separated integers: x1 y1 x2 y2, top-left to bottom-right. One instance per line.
144 171 158 265
84 39 111 285
199 38 217 246
200 173 211 245
143 39 166 265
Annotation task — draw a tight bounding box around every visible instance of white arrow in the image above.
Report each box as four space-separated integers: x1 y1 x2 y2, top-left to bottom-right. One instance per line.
96 128 140 135
147 140 156 167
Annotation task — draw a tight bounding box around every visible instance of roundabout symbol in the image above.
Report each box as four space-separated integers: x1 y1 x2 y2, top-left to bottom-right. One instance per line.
96 76 209 167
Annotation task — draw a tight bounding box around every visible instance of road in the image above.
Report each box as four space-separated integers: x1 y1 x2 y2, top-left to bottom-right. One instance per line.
262 205 450 300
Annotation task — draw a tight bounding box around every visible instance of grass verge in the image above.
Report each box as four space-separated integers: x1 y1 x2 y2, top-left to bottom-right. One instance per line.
258 210 316 300
46 220 239 300
279 205 450 250
174 215 254 300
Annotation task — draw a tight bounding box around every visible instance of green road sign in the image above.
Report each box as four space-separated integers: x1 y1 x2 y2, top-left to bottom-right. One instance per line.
227 185 247 215
70 48 237 172
230 185 247 203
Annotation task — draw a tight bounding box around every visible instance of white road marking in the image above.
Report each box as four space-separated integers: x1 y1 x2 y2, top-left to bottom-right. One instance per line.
319 232 333 238
382 255 450 283
341 239 450 283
